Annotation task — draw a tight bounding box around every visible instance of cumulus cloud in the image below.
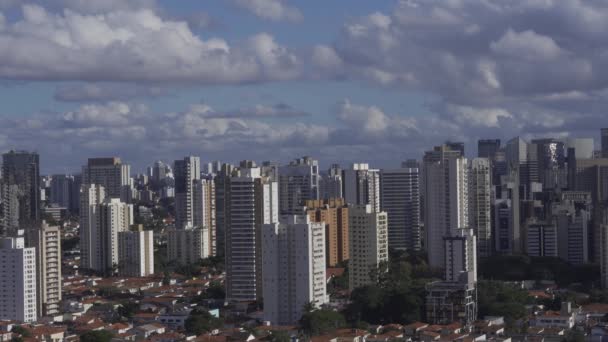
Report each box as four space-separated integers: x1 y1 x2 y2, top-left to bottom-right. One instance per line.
0 5 300 84
232 0 302 22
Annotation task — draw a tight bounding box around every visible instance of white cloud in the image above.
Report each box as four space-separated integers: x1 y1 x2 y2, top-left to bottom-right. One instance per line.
0 5 300 83
233 0 302 22
449 105 512 127
491 29 563 61
337 99 389 134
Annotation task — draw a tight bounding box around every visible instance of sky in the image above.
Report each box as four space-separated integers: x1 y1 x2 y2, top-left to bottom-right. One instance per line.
0 0 606 174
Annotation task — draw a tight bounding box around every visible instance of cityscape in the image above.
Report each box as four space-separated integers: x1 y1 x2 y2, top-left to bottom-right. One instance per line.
1 1 608 342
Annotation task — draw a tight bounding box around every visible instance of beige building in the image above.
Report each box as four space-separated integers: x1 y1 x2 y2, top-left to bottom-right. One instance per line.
348 205 388 291
118 225 154 277
167 225 210 265
306 198 349 267
29 222 62 317
193 179 216 256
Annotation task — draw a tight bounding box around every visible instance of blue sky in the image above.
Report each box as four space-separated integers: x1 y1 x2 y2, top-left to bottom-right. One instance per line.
0 0 606 173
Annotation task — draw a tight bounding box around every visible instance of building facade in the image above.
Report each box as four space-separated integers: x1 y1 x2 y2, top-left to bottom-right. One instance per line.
167 225 210 265
278 156 320 215
174 156 201 230
82 157 131 201
0 235 37 322
343 163 380 213
1 151 40 233
79 184 106 271
29 222 62 317
118 227 154 277
306 198 349 267
468 158 492 257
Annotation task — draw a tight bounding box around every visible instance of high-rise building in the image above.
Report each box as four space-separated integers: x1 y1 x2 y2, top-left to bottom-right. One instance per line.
306 198 349 267
532 138 567 190
167 225 210 265
478 139 501 159
443 229 477 286
554 193 591 265
50 174 74 210
151 161 170 183
423 145 469 269
566 138 594 160
602 128 608 158
174 156 201 230
1 151 40 233
348 205 388 291
446 141 465 157
29 222 61 317
319 164 343 200
494 199 515 254
262 215 327 325
193 178 216 255
380 167 421 251
225 164 278 302
0 235 37 322
526 222 558 257
118 226 154 277
214 163 236 257
468 159 492 257
506 137 539 195
79 184 106 271
82 157 131 201
343 163 380 212
278 156 319 215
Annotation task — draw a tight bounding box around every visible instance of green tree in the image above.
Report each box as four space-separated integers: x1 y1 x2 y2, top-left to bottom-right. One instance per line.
269 330 291 342
117 301 139 319
185 310 224 335
299 309 346 336
10 326 31 338
80 330 114 342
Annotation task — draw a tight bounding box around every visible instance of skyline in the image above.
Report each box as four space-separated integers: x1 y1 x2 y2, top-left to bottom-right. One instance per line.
1 0 607 173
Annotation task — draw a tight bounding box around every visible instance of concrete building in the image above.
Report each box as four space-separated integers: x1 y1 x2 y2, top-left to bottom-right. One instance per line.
118 226 154 277
98 198 133 274
278 156 319 215
554 193 591 265
1 151 40 233
602 128 608 158
343 163 380 212
319 164 343 200
193 178 216 256
50 174 75 212
0 235 37 322
174 156 201 230
306 198 349 267
262 215 327 325
478 139 501 159
526 222 558 257
423 145 469 269
225 164 278 302
214 163 236 257
167 225 210 265
82 157 131 201
348 205 388 291
468 158 492 257
79 184 106 271
29 222 61 317
380 167 421 251
443 229 477 286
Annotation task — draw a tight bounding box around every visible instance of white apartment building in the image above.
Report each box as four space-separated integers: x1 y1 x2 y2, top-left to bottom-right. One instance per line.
0 236 37 322
118 227 154 277
262 215 327 325
424 146 469 269
167 225 209 265
348 205 388 291
444 229 477 286
278 157 320 215
29 222 62 317
225 166 278 302
193 178 216 256
79 184 106 271
468 158 492 257
343 163 380 212
380 167 421 251
98 198 133 273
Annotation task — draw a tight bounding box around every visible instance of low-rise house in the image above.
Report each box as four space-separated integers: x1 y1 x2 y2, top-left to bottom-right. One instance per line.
134 323 166 339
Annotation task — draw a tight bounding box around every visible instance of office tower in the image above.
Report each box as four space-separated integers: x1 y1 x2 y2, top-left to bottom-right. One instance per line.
225 164 278 302
526 223 558 257
426 229 478 327
0 235 37 322
343 163 380 212
50 174 74 210
532 138 567 190
554 193 591 265
506 137 539 195
602 128 608 158
601 223 608 288
262 215 327 325
193 178 216 256
566 138 594 160
29 222 61 317
79 184 106 270
478 139 501 159
468 159 492 257
306 198 349 267
348 205 388 291
82 157 131 201
1 151 40 233
570 157 608 262
494 199 514 254
151 161 169 183
319 164 343 200
214 163 236 257
423 145 469 269
380 167 421 251
278 156 319 215
118 226 154 277
96 198 133 274
174 156 201 230
167 225 210 265
445 141 465 157
261 161 280 182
